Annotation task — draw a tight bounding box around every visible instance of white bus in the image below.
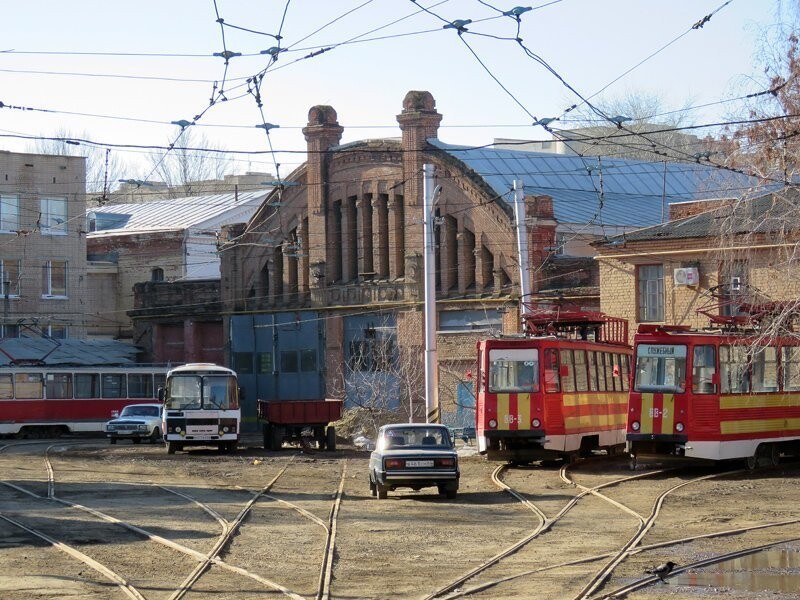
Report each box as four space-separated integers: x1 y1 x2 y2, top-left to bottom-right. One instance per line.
161 363 240 453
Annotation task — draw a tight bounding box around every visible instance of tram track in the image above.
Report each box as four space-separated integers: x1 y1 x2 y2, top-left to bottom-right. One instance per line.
2 440 349 599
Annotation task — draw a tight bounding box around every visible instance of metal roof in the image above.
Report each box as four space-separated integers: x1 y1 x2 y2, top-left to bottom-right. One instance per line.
0 338 141 366
606 187 800 243
428 140 767 229
88 190 271 234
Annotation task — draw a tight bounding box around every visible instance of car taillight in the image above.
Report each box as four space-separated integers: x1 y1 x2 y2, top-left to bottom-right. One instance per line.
435 458 455 467
384 458 404 469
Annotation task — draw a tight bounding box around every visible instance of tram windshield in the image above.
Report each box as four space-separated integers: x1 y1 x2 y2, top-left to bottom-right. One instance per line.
634 344 687 393
488 348 539 393
165 374 238 410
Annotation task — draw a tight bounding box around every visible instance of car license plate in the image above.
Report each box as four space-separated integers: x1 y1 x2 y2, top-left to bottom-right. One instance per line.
406 460 433 468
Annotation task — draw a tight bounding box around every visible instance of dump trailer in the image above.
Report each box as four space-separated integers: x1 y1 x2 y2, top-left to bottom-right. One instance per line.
258 399 344 451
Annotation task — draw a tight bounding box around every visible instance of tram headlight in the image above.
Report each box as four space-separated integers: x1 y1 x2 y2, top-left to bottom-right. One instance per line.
532 418 541 428
488 419 498 429
675 422 685 432
631 421 640 431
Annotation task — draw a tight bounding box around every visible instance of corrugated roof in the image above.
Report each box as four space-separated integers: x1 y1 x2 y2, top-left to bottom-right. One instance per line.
606 187 800 243
88 190 271 234
428 140 767 229
0 339 141 366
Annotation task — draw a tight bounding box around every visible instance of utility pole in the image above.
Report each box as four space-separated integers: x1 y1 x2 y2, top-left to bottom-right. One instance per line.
423 163 440 423
513 180 531 320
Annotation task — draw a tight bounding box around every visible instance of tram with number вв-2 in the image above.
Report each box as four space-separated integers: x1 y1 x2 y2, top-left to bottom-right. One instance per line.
475 304 633 463
0 364 167 438
627 292 800 469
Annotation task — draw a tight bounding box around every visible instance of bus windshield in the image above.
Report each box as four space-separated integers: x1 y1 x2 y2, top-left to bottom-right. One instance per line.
166 374 238 410
634 344 687 393
488 348 539 393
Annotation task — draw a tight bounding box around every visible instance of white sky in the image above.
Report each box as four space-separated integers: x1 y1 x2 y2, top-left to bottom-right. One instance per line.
0 0 788 184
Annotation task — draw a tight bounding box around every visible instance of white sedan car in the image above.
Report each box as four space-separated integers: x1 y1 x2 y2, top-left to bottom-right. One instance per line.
105 403 163 444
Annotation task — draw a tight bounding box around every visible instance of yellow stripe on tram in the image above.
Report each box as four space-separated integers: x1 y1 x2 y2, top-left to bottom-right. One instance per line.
721 417 800 436
640 393 654 434
661 394 675 434
497 394 510 431
517 393 531 430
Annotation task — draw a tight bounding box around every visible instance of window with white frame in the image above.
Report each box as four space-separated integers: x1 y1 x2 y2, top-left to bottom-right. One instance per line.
0 194 20 232
42 260 67 297
638 264 664 322
40 197 68 235
0 259 20 297
46 324 68 339
0 324 20 338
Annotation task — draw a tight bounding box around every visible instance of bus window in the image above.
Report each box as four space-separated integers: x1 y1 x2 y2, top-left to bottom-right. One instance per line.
559 349 576 393
203 375 237 409
75 373 100 399
634 344 687 393
720 345 749 393
752 346 778 392
488 348 539 393
102 374 127 398
574 350 589 392
128 374 154 398
0 374 13 399
46 372 73 399
782 346 800 391
15 373 43 399
167 375 202 410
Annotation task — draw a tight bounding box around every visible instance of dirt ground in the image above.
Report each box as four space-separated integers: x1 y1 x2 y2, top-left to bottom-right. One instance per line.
1 436 799 600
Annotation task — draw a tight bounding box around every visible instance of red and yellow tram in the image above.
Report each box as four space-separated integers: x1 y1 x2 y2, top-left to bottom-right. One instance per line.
0 365 167 437
475 307 632 462
627 321 800 468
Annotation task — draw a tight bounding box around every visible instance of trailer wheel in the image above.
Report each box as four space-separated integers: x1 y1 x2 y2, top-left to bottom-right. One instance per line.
315 427 326 450
326 426 337 451
270 425 283 451
262 424 271 449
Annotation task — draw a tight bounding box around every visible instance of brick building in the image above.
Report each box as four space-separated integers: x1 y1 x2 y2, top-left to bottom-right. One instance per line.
85 190 269 342
220 91 751 429
0 151 89 339
594 187 797 342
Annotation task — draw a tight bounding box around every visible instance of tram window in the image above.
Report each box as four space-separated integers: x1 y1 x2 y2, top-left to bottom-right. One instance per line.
102 374 127 398
46 372 73 399
128 374 153 398
751 346 778 393
0 373 13 399
601 353 613 391
488 348 539 393
782 347 800 391
620 354 631 392
75 373 100 398
574 350 589 392
587 351 598 391
634 344 687 393
720 345 750 393
596 352 607 391
543 348 560 393
611 354 623 392
692 345 717 394
559 350 576 393
15 373 43 399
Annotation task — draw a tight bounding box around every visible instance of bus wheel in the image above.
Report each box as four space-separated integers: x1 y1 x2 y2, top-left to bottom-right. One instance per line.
167 441 178 455
326 426 337 452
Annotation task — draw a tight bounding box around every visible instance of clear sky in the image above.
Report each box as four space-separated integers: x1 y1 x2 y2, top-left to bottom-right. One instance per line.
0 0 789 185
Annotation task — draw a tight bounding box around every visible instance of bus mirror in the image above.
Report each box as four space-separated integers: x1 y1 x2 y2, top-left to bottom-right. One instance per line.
238 386 245 401
158 387 164 402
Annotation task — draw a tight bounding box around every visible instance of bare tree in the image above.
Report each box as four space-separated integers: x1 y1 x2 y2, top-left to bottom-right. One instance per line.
146 127 232 198
557 91 705 161
31 128 126 198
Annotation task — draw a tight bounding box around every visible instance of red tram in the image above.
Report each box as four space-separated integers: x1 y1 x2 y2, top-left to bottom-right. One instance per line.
627 320 800 468
0 365 167 437
475 306 632 462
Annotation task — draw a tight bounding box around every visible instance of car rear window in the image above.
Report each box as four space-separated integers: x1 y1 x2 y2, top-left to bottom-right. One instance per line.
383 428 451 448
